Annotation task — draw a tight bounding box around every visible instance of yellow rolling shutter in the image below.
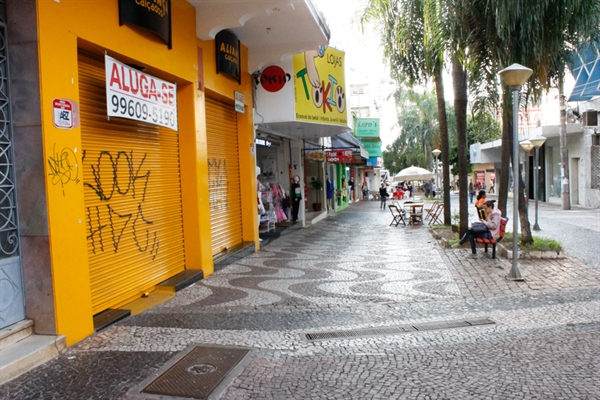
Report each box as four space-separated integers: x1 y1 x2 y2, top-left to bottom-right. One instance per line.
78 52 186 314
205 97 243 256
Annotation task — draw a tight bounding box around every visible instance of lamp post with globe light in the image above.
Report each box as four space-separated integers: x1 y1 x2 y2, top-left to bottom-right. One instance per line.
499 63 533 281
520 139 534 202
432 149 441 197
529 135 547 230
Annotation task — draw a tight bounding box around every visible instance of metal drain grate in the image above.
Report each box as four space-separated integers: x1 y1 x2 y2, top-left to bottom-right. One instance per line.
306 325 415 341
142 346 250 399
305 318 495 341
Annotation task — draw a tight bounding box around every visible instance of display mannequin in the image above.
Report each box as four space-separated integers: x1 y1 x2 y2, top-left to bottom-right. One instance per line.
291 175 302 222
326 176 334 211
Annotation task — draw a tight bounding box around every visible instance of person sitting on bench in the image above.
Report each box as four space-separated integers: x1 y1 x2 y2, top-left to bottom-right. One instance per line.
452 200 501 258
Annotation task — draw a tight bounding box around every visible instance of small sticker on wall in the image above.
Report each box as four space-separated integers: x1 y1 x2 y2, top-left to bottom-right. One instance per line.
53 98 79 129
235 91 245 114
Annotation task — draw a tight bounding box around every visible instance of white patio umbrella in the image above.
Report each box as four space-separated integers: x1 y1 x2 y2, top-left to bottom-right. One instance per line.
393 166 434 182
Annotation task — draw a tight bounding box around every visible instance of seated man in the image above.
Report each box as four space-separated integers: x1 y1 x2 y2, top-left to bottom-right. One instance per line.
451 200 501 258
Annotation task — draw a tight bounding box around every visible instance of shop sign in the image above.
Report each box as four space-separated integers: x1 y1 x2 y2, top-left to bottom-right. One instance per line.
234 91 245 113
118 0 172 48
216 30 241 84
306 150 326 162
326 149 353 163
366 157 380 167
361 140 382 157
52 98 79 129
355 118 380 138
293 46 347 126
347 153 363 164
476 171 485 186
256 138 272 147
105 55 178 131
258 65 291 93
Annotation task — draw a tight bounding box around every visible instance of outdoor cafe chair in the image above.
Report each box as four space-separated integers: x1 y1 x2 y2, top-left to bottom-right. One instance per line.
428 203 444 225
389 204 406 226
424 201 440 220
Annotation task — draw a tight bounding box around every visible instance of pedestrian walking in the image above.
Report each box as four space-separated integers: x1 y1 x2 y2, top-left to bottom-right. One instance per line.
379 184 388 209
469 180 475 203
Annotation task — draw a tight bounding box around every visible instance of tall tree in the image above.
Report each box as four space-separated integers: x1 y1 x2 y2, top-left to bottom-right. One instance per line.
360 0 452 224
489 0 600 241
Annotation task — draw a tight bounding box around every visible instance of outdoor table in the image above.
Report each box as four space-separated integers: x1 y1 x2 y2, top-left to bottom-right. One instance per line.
404 202 424 225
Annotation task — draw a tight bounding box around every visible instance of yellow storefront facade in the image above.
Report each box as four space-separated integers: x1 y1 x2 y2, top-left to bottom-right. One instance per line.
28 0 257 345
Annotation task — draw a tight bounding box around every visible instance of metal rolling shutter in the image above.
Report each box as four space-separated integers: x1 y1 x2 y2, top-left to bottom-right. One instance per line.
78 52 186 314
205 97 243 256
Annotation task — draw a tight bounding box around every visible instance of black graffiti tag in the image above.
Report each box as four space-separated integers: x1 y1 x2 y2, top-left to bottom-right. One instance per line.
84 150 158 259
47 144 80 196
208 158 229 212
84 151 149 201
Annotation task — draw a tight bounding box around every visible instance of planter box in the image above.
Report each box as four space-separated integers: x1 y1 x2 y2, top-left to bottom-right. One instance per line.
498 243 565 259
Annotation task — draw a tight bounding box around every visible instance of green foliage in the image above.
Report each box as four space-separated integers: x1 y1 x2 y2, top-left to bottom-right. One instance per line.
382 88 444 172
450 213 460 225
310 179 323 191
503 233 563 251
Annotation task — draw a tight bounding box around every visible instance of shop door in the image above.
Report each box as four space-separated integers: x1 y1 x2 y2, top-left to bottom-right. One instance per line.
79 52 186 314
205 98 243 256
0 8 25 329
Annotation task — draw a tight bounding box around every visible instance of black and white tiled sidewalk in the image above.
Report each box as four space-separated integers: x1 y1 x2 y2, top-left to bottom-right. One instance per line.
1 200 598 399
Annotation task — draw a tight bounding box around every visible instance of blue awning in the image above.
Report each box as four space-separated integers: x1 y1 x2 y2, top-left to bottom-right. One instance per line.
568 43 600 102
331 132 369 158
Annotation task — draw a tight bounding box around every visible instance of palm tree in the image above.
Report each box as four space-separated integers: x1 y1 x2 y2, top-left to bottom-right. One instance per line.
486 0 600 242
360 0 452 225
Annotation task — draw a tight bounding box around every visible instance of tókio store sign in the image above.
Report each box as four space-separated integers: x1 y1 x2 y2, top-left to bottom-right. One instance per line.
105 55 178 131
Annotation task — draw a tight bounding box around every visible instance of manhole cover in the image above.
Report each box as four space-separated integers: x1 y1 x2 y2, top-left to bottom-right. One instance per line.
142 346 250 399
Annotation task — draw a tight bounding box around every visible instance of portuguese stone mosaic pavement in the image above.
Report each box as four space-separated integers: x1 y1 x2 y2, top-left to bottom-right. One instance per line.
1 199 599 399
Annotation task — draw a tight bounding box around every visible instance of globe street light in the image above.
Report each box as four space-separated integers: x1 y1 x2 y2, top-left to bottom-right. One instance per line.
432 148 441 197
499 63 533 281
529 134 547 230
520 139 534 210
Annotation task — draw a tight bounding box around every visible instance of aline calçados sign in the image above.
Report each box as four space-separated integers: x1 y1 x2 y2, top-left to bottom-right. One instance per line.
293 46 347 126
105 55 178 131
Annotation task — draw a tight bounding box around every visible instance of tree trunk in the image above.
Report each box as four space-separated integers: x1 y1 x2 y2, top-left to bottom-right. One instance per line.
452 57 469 236
503 87 533 244
433 66 451 225
559 74 570 210
498 88 511 217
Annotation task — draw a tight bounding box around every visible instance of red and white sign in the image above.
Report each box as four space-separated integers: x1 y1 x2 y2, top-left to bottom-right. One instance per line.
105 55 177 131
326 149 353 163
52 98 78 129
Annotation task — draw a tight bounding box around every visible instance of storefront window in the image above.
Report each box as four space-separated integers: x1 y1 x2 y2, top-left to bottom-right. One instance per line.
550 146 561 198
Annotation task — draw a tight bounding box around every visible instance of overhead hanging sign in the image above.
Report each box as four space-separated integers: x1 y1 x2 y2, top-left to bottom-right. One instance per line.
326 149 353 163
293 46 347 126
362 140 382 157
355 118 380 138
118 0 172 48
105 55 178 131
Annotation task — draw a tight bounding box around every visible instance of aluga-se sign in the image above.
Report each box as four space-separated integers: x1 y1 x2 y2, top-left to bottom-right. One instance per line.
105 55 178 131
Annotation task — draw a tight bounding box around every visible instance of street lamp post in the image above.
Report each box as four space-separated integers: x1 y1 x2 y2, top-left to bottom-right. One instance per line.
529 135 547 230
520 140 534 202
432 148 441 197
499 63 533 281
